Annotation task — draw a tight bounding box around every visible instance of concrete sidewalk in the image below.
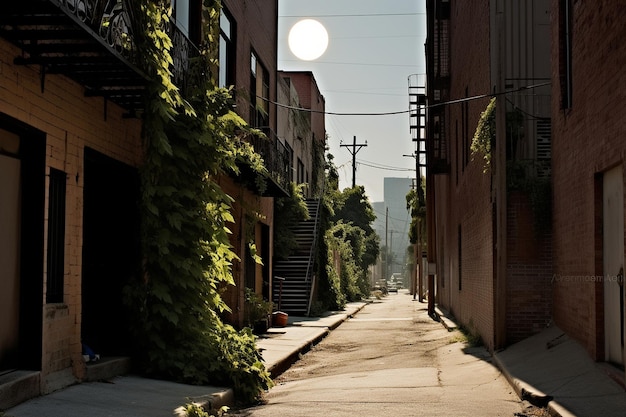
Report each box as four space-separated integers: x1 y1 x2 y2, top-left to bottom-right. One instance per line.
9 299 625 417
4 302 367 417
435 306 626 417
494 325 626 417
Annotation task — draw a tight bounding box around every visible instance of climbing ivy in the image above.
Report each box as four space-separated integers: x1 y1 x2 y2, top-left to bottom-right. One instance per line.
471 97 496 172
125 0 272 404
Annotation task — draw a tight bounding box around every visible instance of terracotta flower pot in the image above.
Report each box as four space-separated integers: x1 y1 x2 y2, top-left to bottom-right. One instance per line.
272 311 289 327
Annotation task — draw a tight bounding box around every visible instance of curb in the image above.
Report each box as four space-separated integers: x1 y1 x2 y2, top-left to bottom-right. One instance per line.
265 328 330 377
434 306 457 331
492 354 564 417
264 301 369 378
434 305 563 416
190 388 235 413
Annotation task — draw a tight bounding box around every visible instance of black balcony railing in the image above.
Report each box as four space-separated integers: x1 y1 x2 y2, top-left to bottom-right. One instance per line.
0 0 197 112
244 128 291 197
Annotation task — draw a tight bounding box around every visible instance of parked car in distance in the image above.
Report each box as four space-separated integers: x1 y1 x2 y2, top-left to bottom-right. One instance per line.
388 281 398 292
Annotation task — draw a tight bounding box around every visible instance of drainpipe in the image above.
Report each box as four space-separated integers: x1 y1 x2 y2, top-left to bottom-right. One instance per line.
492 0 507 350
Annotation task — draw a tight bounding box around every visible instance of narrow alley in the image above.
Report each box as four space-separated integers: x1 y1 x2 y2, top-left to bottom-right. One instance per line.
232 290 541 417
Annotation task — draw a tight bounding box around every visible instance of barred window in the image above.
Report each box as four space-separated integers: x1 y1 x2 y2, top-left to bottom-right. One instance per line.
46 168 66 303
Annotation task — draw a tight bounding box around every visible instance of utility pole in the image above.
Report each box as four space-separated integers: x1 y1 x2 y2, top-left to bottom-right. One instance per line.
340 135 367 188
389 229 394 275
402 151 424 303
385 207 388 281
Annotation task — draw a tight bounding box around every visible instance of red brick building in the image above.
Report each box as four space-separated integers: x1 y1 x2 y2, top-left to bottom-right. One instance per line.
425 0 552 351
216 0 285 328
551 1 626 377
277 70 326 198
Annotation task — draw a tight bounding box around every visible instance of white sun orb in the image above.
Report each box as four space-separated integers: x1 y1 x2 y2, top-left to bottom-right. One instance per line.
288 19 329 61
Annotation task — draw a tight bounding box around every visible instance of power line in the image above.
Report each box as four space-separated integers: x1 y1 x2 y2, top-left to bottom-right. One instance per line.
279 59 420 68
426 82 551 109
357 161 414 172
279 13 425 18
261 96 408 116
259 82 551 117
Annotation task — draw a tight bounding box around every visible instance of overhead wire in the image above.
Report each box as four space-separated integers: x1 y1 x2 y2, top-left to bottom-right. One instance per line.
357 161 414 172
279 13 425 18
258 81 551 117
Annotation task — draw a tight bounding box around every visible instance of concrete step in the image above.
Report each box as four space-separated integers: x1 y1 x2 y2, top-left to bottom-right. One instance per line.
85 356 131 382
0 370 40 410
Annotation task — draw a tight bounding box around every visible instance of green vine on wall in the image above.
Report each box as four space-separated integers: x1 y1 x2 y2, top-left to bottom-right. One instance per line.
125 0 272 404
471 97 496 172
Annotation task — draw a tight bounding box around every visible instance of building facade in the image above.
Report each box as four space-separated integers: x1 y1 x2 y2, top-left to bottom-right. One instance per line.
551 1 626 376
0 0 290 406
217 0 286 328
277 70 327 199
425 0 552 351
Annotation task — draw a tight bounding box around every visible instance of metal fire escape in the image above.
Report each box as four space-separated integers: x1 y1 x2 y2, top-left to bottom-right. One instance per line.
408 74 427 171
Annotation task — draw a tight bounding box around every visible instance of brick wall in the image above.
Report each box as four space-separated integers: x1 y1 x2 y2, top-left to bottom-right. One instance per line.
433 0 496 349
223 0 278 129
1 38 143 386
506 191 552 344
551 0 626 359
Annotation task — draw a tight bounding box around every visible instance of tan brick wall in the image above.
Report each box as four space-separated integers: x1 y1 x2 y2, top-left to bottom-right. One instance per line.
1 38 143 384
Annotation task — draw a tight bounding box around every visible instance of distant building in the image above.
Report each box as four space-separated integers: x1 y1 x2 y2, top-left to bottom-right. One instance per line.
372 178 413 281
277 71 327 198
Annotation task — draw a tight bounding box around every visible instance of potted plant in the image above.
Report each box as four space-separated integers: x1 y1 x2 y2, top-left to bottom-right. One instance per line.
244 288 273 334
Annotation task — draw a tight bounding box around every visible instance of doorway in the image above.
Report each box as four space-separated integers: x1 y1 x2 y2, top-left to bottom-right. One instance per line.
603 165 625 366
81 149 140 357
0 153 21 373
0 116 45 374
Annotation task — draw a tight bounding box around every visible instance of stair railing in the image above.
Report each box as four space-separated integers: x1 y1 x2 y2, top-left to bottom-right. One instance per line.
305 181 325 316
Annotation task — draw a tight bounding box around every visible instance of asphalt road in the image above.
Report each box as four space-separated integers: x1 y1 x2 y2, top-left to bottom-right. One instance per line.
230 290 541 417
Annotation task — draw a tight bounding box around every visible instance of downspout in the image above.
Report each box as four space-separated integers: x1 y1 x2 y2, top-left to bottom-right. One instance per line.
492 0 508 350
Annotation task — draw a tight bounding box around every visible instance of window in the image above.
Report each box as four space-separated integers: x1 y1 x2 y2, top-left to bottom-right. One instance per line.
455 119 459 184
46 168 66 303
250 51 269 127
297 158 305 184
172 0 201 43
461 87 469 169
458 225 462 291
173 0 189 35
219 8 235 88
285 141 294 182
559 0 573 109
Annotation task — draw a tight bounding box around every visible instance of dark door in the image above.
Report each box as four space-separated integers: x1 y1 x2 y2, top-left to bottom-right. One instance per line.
0 116 45 374
82 148 140 357
0 153 21 373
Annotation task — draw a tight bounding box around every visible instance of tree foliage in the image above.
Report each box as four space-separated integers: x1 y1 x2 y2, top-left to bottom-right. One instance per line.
406 177 426 245
124 0 272 404
332 185 380 271
313 157 380 309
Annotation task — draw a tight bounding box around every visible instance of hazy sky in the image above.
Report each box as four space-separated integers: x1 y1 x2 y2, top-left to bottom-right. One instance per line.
277 0 427 203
